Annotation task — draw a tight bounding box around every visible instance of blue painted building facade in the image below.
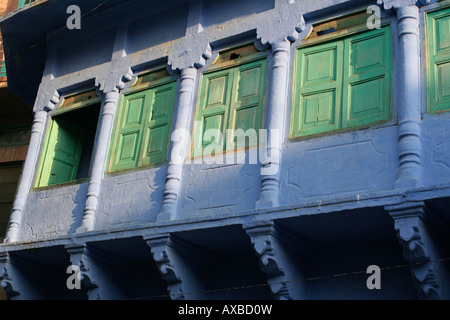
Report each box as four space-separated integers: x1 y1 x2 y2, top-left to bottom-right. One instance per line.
0 0 449 299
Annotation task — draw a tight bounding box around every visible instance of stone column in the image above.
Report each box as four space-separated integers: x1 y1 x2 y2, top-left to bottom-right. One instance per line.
5 110 48 243
394 4 422 188
77 90 119 233
257 40 290 208
158 67 197 221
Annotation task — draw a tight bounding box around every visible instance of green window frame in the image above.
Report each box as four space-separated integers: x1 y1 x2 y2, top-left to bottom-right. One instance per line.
193 58 267 156
17 0 37 8
109 77 176 173
426 6 450 113
35 90 102 188
291 26 392 138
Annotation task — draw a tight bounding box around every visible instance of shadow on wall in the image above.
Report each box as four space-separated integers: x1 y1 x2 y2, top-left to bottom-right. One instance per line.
68 183 89 234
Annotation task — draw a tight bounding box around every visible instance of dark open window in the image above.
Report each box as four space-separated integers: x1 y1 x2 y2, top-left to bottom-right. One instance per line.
35 91 100 187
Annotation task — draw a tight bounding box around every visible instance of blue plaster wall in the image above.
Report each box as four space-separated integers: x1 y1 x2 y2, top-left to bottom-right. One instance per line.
95 166 167 229
15 0 449 241
421 115 450 187
280 125 398 205
19 182 88 241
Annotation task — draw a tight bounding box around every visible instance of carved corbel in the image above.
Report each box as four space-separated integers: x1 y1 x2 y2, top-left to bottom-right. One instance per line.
0 252 19 299
244 221 292 300
42 90 61 112
145 235 185 300
256 0 306 47
168 36 212 73
385 202 440 299
115 67 138 92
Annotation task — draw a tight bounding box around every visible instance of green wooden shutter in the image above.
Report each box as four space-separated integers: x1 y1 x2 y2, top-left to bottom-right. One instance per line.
195 68 232 155
111 81 176 172
195 59 266 154
427 7 450 113
39 118 84 186
292 26 392 138
292 41 343 137
228 60 266 149
140 82 176 166
342 27 392 128
111 91 148 171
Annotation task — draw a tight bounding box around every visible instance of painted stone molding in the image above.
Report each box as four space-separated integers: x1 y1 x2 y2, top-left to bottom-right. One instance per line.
145 234 185 300
385 202 440 299
0 252 19 299
244 221 292 300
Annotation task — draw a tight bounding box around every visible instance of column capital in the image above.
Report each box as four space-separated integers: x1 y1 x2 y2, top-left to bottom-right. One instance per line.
95 67 137 94
256 4 305 46
377 0 436 11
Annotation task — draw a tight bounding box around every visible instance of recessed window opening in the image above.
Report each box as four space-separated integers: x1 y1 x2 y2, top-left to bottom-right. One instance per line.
36 102 100 187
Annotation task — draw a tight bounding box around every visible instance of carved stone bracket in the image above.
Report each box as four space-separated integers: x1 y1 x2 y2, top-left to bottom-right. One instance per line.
145 235 185 300
385 202 440 299
65 244 98 292
244 221 292 300
256 2 305 47
0 252 19 299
